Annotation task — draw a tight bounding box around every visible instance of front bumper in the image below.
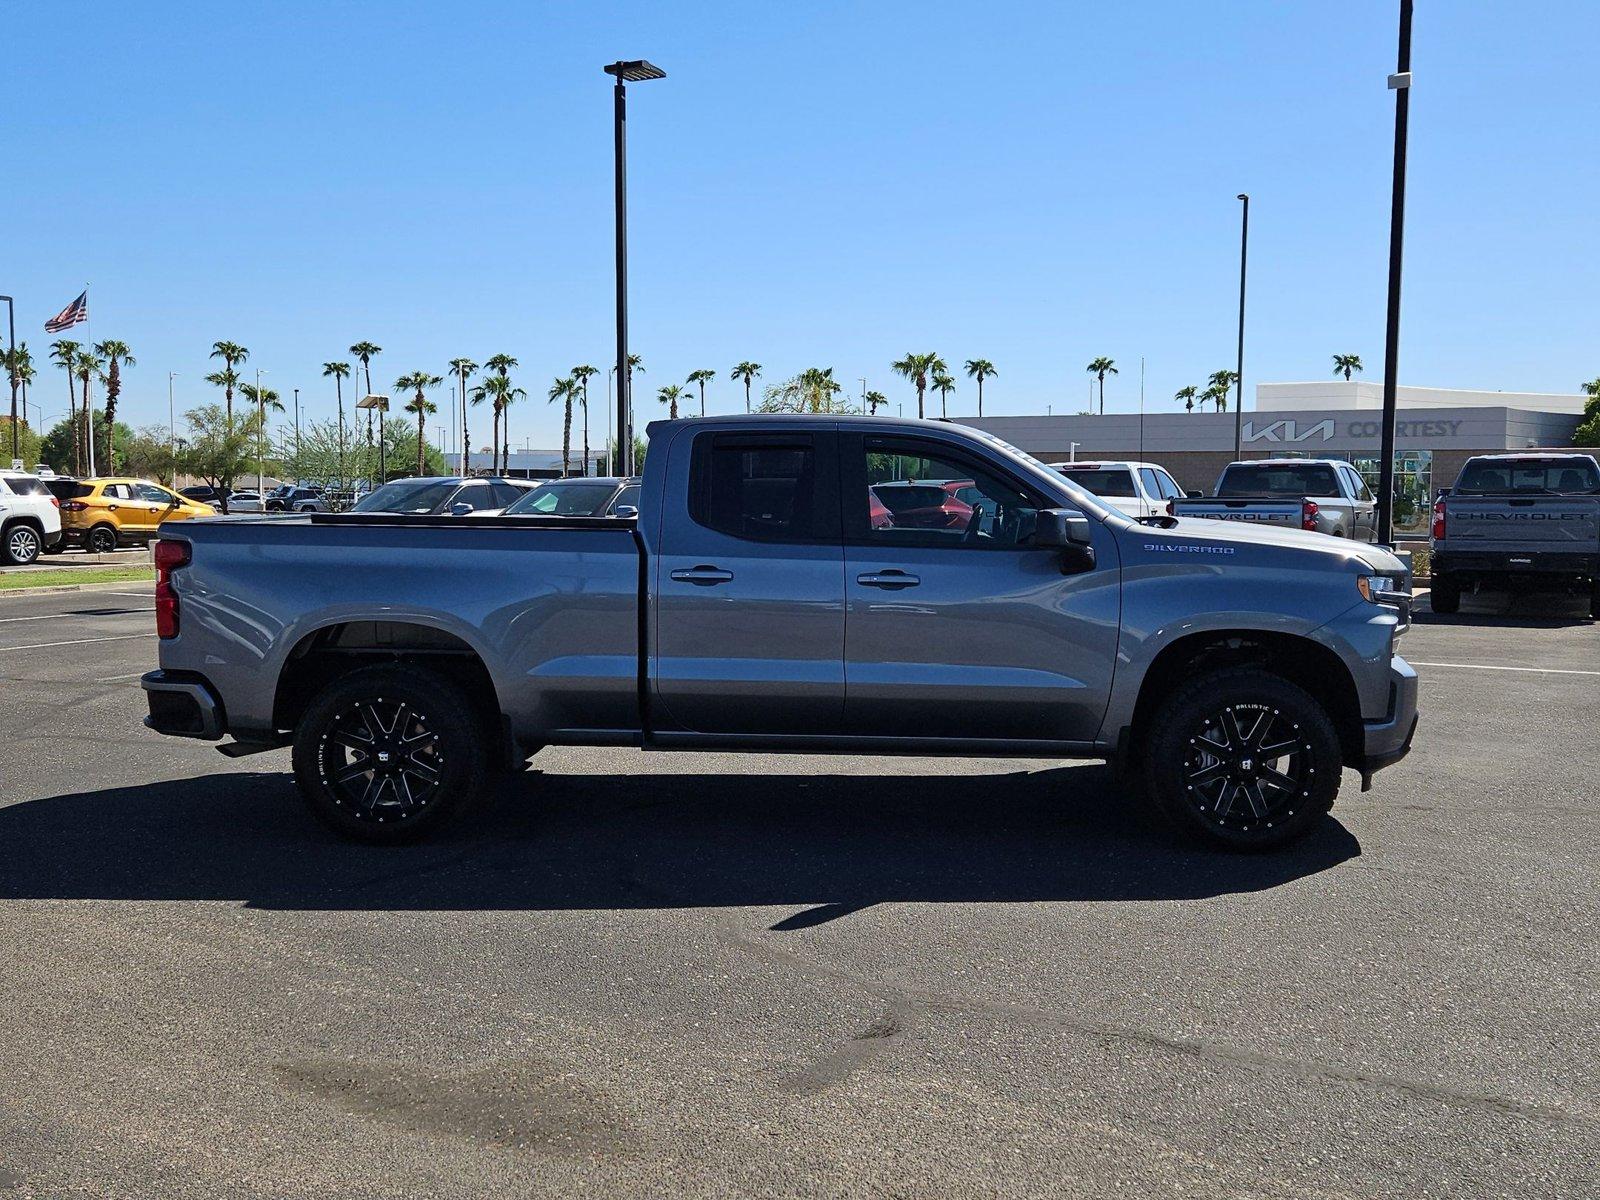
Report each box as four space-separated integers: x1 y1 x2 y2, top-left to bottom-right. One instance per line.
141 670 225 740
1355 654 1418 789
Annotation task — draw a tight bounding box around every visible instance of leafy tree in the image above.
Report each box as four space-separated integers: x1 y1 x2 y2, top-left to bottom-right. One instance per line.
864 390 887 415
49 340 82 474
0 418 41 471
932 371 956 417
1208 369 1239 413
570 364 597 475
657 383 686 419
686 368 715 416
1332 354 1364 381
120 424 177 485
1572 379 1600 447
1174 385 1198 413
94 339 135 471
547 376 579 475
1086 357 1118 415
180 404 266 512
759 370 857 414
729 361 762 413
208 341 249 425
891 352 944 419
964 359 996 417
395 372 443 476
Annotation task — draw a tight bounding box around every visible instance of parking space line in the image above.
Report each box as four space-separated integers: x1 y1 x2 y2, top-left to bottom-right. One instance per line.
0 633 154 653
1411 660 1600 677
0 609 155 625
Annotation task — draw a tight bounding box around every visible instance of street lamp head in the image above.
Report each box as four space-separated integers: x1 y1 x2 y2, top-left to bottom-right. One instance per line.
1237 193 1249 201
604 59 666 82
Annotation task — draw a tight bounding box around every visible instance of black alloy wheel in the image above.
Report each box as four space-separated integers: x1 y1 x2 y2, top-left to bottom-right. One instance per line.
87 525 119 554
1144 667 1342 851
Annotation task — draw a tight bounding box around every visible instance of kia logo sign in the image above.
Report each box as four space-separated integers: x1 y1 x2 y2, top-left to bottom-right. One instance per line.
1243 419 1335 443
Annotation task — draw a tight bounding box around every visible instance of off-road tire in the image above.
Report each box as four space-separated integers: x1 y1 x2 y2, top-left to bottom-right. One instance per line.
292 663 492 844
1142 667 1343 852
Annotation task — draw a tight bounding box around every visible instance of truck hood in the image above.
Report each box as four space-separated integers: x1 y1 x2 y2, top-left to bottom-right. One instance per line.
1132 516 1405 573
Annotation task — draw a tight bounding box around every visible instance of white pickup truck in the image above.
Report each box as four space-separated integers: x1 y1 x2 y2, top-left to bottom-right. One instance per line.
1169 459 1378 541
1048 461 1186 520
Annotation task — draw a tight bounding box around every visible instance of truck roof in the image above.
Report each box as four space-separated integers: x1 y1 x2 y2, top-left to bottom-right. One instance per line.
1223 458 1356 468
1460 452 1599 463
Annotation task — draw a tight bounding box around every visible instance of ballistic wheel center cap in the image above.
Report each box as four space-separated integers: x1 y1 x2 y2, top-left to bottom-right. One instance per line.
377 750 392 764
1239 757 1254 773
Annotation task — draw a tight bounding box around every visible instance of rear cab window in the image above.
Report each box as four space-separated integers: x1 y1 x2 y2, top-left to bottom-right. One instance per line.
1217 463 1341 498
1056 467 1137 498
1454 459 1600 494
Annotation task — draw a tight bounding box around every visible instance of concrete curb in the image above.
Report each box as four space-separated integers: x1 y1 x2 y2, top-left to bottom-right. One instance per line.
0 579 155 599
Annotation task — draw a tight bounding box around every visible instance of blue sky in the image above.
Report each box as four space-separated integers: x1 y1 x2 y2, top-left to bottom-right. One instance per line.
6 0 1597 449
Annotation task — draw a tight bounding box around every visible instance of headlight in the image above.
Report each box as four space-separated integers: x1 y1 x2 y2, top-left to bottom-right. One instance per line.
1357 574 1405 604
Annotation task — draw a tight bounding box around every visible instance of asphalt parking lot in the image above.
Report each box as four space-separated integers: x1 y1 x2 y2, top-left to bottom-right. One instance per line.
0 585 1595 1198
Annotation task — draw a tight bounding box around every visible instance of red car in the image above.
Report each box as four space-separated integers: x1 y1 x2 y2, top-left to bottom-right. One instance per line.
870 481 975 530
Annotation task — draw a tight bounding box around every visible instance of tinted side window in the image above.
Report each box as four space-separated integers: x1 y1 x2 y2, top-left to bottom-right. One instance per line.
1154 470 1183 500
490 483 528 508
449 482 494 511
610 484 642 513
692 439 824 542
102 483 133 500
857 438 1045 549
1137 468 1162 498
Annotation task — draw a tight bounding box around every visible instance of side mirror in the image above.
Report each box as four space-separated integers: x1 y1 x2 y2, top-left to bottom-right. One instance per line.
1186 489 1204 499
1034 508 1096 573
611 505 639 519
449 502 474 516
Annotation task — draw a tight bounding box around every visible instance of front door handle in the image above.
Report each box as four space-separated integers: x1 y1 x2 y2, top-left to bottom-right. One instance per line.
857 570 920 589
670 565 734 586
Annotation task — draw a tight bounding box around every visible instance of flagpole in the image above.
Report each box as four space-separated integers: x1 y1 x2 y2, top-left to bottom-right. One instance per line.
82 286 97 477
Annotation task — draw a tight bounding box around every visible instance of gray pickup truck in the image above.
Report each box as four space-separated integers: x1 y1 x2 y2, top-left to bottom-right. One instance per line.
1169 458 1378 540
141 416 1418 852
1430 452 1600 616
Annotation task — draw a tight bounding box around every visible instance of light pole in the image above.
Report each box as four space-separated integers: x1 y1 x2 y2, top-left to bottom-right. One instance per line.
604 58 666 479
255 368 268 499
168 372 179 482
293 387 301 467
1377 0 1414 546
0 295 15 465
1232 193 1249 457
606 366 616 473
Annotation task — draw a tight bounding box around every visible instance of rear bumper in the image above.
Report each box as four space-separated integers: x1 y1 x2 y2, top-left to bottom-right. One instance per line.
43 527 63 548
140 670 225 740
1355 655 1418 788
1433 550 1598 578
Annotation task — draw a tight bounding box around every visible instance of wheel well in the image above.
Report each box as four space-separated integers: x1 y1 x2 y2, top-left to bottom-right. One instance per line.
273 621 506 756
1130 630 1364 764
3 516 43 536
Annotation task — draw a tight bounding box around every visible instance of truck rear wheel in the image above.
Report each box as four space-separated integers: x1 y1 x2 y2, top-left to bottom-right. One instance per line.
1430 574 1461 614
291 663 491 843
1143 667 1342 852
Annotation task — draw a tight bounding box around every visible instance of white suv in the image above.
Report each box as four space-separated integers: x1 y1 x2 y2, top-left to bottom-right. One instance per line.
1049 460 1187 520
0 470 65 565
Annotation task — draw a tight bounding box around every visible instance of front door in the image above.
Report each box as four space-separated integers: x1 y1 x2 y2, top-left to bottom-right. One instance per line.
653 429 845 734
842 433 1120 743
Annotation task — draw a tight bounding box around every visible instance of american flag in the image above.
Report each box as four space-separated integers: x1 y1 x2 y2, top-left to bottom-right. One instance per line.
44 291 88 333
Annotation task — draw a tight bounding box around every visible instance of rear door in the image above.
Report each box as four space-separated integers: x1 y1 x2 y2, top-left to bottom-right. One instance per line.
1340 466 1377 541
841 432 1119 743
98 482 144 534
654 430 845 734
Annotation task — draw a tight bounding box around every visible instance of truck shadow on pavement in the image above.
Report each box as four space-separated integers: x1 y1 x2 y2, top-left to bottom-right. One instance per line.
0 766 1359 925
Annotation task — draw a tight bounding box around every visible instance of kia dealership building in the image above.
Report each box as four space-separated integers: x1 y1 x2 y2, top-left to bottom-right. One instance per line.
963 382 1588 536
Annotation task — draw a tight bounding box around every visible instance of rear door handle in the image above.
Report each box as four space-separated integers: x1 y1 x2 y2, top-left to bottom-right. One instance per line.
670 565 734 585
857 570 920 589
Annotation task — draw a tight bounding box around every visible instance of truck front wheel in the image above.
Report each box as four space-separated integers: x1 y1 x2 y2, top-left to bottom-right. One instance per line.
1143 667 1343 851
292 663 491 843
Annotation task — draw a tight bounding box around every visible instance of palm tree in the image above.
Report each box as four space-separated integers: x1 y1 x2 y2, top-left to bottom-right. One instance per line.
1332 354 1364 382
625 353 643 383
323 362 351 483
73 350 105 473
891 352 944 420
449 358 478 474
1208 369 1239 413
729 361 762 413
1174 385 1198 414
964 359 996 417
570 365 597 475
686 368 715 416
1086 357 1118 415
209 341 249 425
348 341 382 444
49 340 81 474
395 372 443 476
3 342 32 462
94 340 135 472
547 376 579 475
657 383 686 419
470 375 511 471
864 390 887 415
796 367 843 412
932 371 956 417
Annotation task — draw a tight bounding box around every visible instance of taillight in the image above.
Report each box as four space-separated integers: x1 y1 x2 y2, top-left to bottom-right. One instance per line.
154 539 190 639
49 496 60 508
1431 497 1446 541
1301 499 1320 531
1166 499 1176 516
61 500 87 512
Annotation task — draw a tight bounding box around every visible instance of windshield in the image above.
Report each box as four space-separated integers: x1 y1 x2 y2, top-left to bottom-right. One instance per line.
1217 463 1341 498
1454 459 1600 494
505 482 619 516
352 480 459 513
1055 467 1137 498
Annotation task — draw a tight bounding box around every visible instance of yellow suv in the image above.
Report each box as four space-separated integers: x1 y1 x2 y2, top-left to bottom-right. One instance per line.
59 478 214 553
